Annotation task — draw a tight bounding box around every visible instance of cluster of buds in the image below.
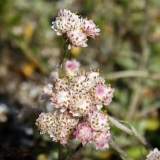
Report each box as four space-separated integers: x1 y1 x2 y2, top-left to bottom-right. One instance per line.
51 9 100 49
146 148 160 160
36 68 114 149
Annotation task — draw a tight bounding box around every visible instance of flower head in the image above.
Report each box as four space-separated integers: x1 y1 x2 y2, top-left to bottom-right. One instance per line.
82 19 101 38
35 112 56 135
90 84 114 106
88 110 110 132
74 122 93 145
36 111 78 144
92 131 110 150
36 69 114 149
51 9 80 36
69 94 92 117
67 29 88 49
51 9 100 49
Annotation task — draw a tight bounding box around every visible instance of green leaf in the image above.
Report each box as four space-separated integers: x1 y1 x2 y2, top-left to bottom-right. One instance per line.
126 146 147 159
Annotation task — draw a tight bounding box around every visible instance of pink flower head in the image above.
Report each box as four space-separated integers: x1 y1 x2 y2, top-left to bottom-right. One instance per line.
69 73 86 94
51 90 70 112
82 19 101 38
35 112 56 134
54 77 68 91
84 71 104 90
49 70 114 114
65 59 80 76
90 84 114 106
67 29 88 49
49 111 78 144
36 111 78 144
58 9 78 21
88 110 110 132
69 94 92 117
36 69 114 149
92 131 110 150
69 70 105 95
51 9 100 49
51 9 80 35
74 122 93 145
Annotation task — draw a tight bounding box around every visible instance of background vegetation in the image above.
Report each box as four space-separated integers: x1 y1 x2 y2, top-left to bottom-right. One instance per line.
0 0 160 159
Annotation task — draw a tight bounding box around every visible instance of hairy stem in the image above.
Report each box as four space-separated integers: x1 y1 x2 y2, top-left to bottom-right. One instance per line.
109 116 151 149
109 140 132 160
66 143 83 160
58 40 70 77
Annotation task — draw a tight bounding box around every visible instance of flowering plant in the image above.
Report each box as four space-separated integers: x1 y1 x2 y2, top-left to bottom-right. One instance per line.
36 68 114 149
35 9 157 160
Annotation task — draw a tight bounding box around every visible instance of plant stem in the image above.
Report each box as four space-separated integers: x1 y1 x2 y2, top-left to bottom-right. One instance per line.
66 143 83 160
58 40 70 77
108 116 151 149
109 140 132 160
105 70 160 80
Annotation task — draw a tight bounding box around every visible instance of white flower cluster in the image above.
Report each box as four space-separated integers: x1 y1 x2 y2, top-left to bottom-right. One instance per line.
146 148 160 160
36 69 114 149
51 9 100 49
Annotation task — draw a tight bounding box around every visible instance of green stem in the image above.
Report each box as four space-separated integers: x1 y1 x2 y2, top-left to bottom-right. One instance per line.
58 40 71 78
66 143 83 160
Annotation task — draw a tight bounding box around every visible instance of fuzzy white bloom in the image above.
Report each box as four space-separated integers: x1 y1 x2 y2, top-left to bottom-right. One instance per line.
81 19 101 38
36 111 78 144
146 148 160 160
51 9 81 36
88 110 110 131
67 29 88 49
